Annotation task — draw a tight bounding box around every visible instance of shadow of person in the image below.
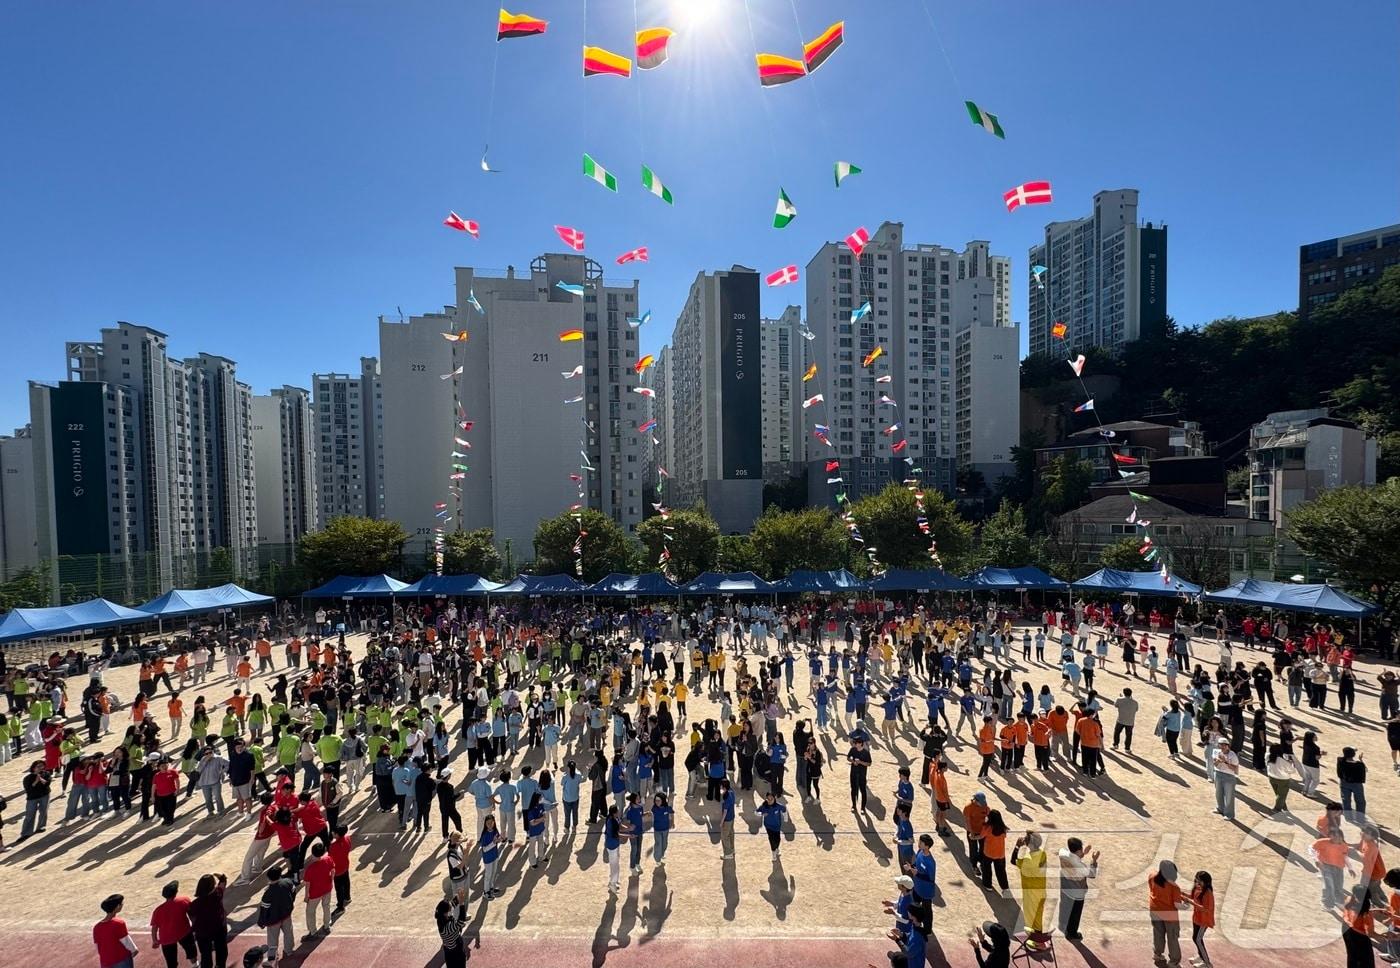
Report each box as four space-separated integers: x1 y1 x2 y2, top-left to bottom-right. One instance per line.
640 866 673 940
800 798 835 851
758 858 795 921
590 892 619 968
722 856 740 921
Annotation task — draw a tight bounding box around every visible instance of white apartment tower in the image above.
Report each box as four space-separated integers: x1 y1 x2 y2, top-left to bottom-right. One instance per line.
252 386 320 545
29 323 257 591
760 306 801 483
1027 188 1168 356
803 224 1017 499
381 255 646 560
0 427 38 579
311 357 384 524
667 267 765 533
643 345 675 506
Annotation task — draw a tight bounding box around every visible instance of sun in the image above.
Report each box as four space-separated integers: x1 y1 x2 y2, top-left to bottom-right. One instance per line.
676 0 715 31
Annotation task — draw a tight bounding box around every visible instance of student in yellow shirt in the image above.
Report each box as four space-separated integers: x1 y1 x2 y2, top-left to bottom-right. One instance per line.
673 680 689 725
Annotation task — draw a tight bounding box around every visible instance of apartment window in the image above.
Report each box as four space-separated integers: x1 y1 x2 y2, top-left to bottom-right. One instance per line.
1342 238 1377 255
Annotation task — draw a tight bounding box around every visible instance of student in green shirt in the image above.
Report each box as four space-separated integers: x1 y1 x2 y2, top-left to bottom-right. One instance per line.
277 729 301 770
317 730 343 777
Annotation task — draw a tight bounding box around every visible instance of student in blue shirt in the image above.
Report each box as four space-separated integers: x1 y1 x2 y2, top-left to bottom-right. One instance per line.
495 770 519 844
893 801 915 871
624 793 647 875
479 814 503 899
815 680 832 732
783 651 795 691
516 766 539 829
524 792 547 867
719 778 736 859
881 692 901 743
894 766 914 807
391 756 418 830
650 793 673 864
559 761 583 832
756 790 787 859
637 748 655 802
610 759 628 811
910 835 937 902
468 766 495 834
768 735 788 798
603 806 623 894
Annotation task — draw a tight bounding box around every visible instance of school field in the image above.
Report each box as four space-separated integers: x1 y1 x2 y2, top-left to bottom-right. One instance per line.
0 626 1388 967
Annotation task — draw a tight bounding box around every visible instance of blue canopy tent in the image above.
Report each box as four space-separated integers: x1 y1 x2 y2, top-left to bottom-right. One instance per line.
1202 579 1377 616
681 571 778 595
136 583 274 618
399 574 503 597
303 575 410 598
0 598 152 643
588 573 680 596
866 568 970 593
963 567 1069 591
774 569 868 593
494 574 587 596
1072 568 1202 598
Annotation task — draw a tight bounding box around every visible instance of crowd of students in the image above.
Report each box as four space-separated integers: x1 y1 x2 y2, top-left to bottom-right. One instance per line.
0 595 1392 967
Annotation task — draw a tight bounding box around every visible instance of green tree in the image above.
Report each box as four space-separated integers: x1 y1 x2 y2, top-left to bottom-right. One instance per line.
849 484 974 572
762 475 808 512
533 508 639 582
636 508 720 582
441 529 503 579
1287 478 1400 620
748 506 849 578
973 500 1046 569
298 516 410 586
1225 466 1250 499
1039 455 1094 518
0 563 51 610
715 534 766 574
1099 537 1148 572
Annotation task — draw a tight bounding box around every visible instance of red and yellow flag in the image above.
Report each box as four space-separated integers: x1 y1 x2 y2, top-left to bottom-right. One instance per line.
559 329 584 342
756 53 805 87
497 9 547 41
636 28 674 70
803 21 844 73
583 46 633 78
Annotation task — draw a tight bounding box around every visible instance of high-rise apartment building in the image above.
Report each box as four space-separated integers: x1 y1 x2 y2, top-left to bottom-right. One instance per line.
1298 224 1400 318
760 306 801 483
29 323 257 590
311 357 384 523
1027 189 1167 356
381 255 646 560
803 224 1017 499
252 386 319 545
667 267 765 533
0 427 38 579
643 345 675 506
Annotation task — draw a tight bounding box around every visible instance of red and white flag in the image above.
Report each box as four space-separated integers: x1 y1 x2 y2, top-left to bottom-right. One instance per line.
554 224 586 251
1003 181 1053 211
845 226 871 256
765 265 799 287
443 212 479 238
616 246 649 265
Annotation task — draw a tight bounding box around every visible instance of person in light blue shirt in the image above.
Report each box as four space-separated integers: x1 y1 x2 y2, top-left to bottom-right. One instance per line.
894 801 915 871
815 680 832 731
475 719 495 765
524 792 547 867
467 765 496 833
479 814 503 898
515 766 538 830
650 793 673 864
507 709 524 754
610 759 628 811
911 835 937 901
894 766 914 807
391 756 418 830
495 770 520 843
542 722 561 770
559 761 583 832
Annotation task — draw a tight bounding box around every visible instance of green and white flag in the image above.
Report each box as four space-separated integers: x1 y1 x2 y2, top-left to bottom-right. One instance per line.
582 153 618 191
834 161 862 187
964 101 1005 138
773 187 796 228
641 165 673 204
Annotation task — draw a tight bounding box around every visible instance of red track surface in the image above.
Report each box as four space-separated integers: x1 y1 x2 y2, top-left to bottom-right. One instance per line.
7 929 1349 967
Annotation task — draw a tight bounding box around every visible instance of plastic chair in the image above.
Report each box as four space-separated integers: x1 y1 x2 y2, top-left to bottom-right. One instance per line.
1011 931 1059 967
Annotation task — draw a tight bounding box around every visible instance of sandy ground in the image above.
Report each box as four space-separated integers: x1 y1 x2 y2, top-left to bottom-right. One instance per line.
0 623 1392 967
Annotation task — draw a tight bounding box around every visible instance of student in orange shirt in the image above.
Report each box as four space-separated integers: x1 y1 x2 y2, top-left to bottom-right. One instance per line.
131 694 149 725
998 719 1017 772
927 758 953 836
226 690 249 728
977 717 997 779
173 653 191 688
963 792 989 865
1147 860 1189 967
1030 714 1052 771
1310 825 1349 909
236 657 253 691
255 638 273 673
980 809 1010 892
1012 714 1030 770
1077 712 1104 777
1188 870 1215 968
306 641 321 669
168 694 185 740
286 637 302 670
1046 706 1071 762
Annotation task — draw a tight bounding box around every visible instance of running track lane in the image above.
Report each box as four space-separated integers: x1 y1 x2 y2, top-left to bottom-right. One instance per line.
3 930 1350 967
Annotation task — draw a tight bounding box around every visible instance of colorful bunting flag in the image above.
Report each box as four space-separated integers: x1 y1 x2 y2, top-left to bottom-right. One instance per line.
635 27 674 70
803 21 844 73
556 281 585 297
891 439 908 453
1051 321 1068 339
774 188 797 228
850 301 872 324
616 246 649 265
1003 180 1054 211
498 9 548 40
634 354 655 374
1069 354 1086 377
834 161 862 187
562 365 583 379
638 418 657 433
798 325 816 340
583 45 632 77
1073 399 1095 413
441 330 469 342
554 225 585 250
845 226 871 256
440 366 462 380
825 460 840 472
802 394 825 409
756 53 806 86
882 422 901 436
632 387 655 398
558 329 584 342
802 363 818 381
875 374 892 384
641 165 673 204
766 265 799 287
468 289 485 315
582 153 618 192
627 310 651 328
964 100 1005 138
862 346 884 367
879 394 898 406
1112 452 1137 464
443 212 479 237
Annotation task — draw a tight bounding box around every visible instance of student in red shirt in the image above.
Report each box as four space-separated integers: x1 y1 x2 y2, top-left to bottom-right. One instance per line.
149 880 197 968
152 757 181 826
1189 870 1215 968
296 791 330 864
272 807 304 879
303 842 335 939
93 894 137 968
328 824 353 912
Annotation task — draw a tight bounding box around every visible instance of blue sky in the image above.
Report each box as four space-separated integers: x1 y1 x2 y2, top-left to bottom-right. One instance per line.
1 1 1396 432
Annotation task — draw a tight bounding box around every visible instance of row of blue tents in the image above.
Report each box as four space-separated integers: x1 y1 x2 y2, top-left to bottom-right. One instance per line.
0 583 272 644
2 570 1376 646
301 568 1377 616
